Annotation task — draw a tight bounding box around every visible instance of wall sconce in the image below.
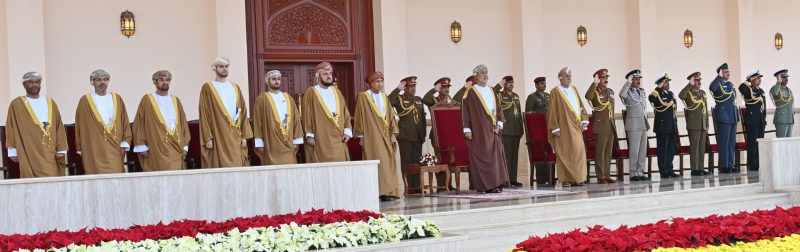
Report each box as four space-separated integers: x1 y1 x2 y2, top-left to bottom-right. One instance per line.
450 20 462 44
775 33 783 50
120 10 135 38
576 25 587 47
683 29 693 48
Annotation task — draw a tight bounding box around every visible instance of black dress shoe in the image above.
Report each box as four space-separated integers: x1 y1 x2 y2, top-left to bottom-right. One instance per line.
379 195 393 202
630 176 642 181
486 188 501 193
669 173 681 178
642 176 651 181
510 181 523 187
701 171 711 175
690 171 703 176
719 168 734 173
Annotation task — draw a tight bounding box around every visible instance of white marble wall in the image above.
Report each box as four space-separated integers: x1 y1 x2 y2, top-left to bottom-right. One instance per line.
0 161 380 235
759 137 800 192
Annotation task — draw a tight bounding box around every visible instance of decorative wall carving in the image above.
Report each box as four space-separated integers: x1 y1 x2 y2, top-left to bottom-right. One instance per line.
268 4 348 47
314 0 346 17
268 0 299 16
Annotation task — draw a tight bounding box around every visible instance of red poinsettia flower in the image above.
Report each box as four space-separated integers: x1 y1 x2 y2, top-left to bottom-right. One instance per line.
515 206 800 252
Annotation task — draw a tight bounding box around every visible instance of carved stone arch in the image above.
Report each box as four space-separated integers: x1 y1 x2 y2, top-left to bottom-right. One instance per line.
267 3 350 47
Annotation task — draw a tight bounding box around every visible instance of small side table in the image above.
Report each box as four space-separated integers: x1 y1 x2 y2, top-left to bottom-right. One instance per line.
403 164 451 196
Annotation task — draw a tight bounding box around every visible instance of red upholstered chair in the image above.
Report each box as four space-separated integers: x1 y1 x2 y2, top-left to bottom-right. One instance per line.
739 106 776 140
347 137 363 161
64 123 84 175
705 118 719 174
523 113 556 185
612 132 629 181
346 118 363 161
583 115 626 182
246 119 262 166
0 126 20 179
583 115 597 181
186 120 201 169
621 110 658 177
431 107 469 193
733 108 747 169
673 112 692 176
125 122 143 172
708 107 747 172
65 124 77 174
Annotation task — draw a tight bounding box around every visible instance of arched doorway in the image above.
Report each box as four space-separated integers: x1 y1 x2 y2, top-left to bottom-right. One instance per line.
245 0 375 113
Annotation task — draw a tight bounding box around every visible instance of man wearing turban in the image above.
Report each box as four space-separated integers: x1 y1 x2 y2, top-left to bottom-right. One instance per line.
547 67 589 186
253 70 304 165
199 57 253 168
355 71 400 201
462 64 510 193
302 62 352 162
132 70 191 171
75 69 132 174
5 71 69 177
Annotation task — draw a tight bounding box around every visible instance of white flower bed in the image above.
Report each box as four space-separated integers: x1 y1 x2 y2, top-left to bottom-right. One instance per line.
21 215 440 252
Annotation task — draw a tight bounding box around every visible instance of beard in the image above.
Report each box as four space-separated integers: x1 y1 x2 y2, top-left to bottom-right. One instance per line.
270 83 281 90
158 85 170 92
321 78 334 87
26 87 40 96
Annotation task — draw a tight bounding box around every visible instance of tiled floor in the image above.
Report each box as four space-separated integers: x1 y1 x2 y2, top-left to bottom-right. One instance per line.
381 171 760 215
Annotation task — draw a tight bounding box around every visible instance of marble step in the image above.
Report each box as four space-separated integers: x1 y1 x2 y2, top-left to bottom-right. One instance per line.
415 183 765 230
453 192 789 252
332 234 467 252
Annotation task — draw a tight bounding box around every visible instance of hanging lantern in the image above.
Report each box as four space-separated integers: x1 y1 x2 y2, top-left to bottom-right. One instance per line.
120 10 136 38
775 32 784 51
683 29 693 48
577 25 587 47
450 20 462 44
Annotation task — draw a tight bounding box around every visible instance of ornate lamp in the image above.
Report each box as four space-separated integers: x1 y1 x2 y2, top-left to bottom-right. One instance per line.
450 20 462 44
683 29 693 48
120 10 135 38
577 25 587 47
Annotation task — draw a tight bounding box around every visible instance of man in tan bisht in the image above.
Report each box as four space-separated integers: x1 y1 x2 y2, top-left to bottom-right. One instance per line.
355 71 400 201
253 70 303 165
132 70 190 171
75 69 132 174
462 64 509 194
5 72 68 177
547 67 589 186
302 62 352 162
200 57 253 168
